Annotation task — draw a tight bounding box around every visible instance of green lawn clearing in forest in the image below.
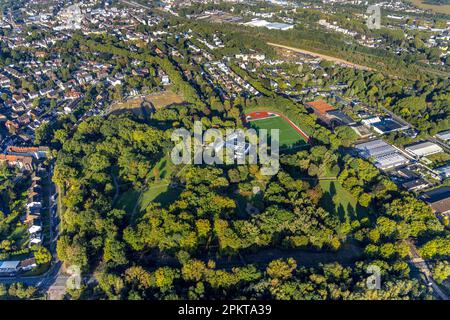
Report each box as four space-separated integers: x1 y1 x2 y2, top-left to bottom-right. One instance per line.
115 153 178 215
249 116 308 148
145 89 185 109
115 189 140 213
139 183 180 211
319 180 368 222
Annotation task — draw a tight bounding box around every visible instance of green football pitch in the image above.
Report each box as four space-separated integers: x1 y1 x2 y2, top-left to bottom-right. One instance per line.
249 116 308 147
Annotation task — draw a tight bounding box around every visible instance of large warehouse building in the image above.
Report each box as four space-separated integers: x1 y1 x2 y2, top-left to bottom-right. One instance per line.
405 141 443 158
244 19 294 30
436 130 450 144
306 100 355 129
355 139 409 170
436 163 450 179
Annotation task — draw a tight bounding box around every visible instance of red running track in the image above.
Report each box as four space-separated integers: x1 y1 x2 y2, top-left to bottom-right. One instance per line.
245 111 310 143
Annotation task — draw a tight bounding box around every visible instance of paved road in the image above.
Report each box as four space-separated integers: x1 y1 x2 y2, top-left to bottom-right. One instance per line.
0 261 62 287
359 101 445 187
377 104 450 154
0 165 69 297
407 239 449 300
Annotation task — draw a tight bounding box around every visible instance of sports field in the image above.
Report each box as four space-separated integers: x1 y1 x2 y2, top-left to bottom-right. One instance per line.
246 111 309 148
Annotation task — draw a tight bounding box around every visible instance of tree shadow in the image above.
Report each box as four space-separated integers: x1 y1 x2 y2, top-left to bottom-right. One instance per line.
346 203 356 220
355 202 369 219
320 181 338 216
153 186 181 207
337 204 346 222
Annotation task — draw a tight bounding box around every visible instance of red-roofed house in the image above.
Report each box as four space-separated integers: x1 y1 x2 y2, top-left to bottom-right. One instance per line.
0 154 34 171
6 146 50 159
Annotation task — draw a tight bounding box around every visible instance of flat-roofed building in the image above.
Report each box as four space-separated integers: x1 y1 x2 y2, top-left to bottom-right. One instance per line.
436 163 450 179
405 141 443 158
244 19 294 30
306 100 355 129
0 261 20 274
402 178 429 192
420 187 450 215
436 130 450 143
355 139 409 170
351 124 372 138
362 116 408 135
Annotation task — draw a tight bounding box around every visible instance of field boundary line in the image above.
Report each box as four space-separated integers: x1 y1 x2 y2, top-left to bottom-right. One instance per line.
245 110 311 142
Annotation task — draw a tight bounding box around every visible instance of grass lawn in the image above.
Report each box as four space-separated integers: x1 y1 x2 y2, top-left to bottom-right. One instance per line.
424 152 450 168
109 97 146 117
109 89 184 117
139 153 178 209
249 116 308 148
116 183 179 218
115 189 140 213
152 154 175 181
410 0 450 14
139 183 172 209
145 89 184 109
319 180 368 222
115 153 178 214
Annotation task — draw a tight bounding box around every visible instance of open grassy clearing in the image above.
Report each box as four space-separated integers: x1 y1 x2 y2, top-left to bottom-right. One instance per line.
319 180 369 222
115 189 140 213
109 89 185 116
410 0 450 14
109 97 148 117
249 116 308 148
268 42 373 71
139 183 180 209
145 89 185 109
115 153 177 215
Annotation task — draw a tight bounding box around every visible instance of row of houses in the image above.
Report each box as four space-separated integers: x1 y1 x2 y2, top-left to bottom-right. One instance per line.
203 61 261 100
0 146 51 276
24 173 44 246
1 146 49 247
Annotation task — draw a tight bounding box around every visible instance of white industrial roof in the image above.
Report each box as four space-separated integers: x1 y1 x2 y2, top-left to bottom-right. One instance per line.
436 164 450 178
436 130 450 141
355 139 409 169
355 139 395 157
0 261 20 269
374 153 409 169
405 141 443 156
